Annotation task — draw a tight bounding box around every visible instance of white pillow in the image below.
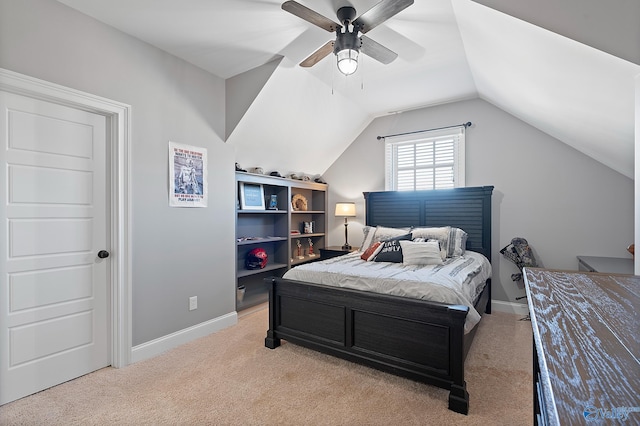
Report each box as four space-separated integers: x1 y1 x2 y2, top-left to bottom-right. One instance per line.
360 225 410 252
399 240 444 266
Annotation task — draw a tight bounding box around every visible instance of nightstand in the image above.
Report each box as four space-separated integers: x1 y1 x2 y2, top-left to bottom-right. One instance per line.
320 246 357 259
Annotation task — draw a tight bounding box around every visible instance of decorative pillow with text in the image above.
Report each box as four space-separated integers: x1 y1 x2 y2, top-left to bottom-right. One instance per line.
373 234 412 263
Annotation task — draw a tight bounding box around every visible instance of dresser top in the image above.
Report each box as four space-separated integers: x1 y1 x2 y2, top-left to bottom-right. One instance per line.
577 255 635 275
524 268 639 425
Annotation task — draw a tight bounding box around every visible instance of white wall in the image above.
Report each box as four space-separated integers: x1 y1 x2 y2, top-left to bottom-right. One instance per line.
323 98 634 304
0 0 236 347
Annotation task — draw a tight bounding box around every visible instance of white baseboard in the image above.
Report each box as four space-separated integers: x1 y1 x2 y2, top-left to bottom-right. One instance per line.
491 300 529 316
131 311 238 364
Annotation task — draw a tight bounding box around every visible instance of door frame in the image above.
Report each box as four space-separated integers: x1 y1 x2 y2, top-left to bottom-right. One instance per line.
0 68 132 368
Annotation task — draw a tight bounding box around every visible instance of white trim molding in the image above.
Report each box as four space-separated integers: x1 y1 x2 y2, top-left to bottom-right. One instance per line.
0 68 133 368
491 300 530 316
131 313 238 363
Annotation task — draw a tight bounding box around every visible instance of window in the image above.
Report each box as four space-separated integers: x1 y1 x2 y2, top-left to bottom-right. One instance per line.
384 126 465 191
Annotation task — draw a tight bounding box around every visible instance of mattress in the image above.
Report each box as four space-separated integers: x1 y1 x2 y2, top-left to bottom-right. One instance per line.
283 250 492 333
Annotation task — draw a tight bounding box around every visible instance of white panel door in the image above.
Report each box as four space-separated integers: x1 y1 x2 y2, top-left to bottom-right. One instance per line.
0 91 109 405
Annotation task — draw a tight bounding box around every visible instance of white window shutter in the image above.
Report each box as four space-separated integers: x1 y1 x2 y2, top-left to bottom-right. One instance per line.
384 126 466 191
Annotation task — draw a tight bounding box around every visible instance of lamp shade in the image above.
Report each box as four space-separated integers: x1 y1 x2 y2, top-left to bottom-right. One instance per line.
335 202 356 217
336 49 358 75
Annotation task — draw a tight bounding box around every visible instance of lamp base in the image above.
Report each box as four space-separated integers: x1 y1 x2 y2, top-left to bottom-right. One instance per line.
342 244 352 250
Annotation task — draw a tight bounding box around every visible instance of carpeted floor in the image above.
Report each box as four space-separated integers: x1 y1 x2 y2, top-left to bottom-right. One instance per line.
0 307 532 425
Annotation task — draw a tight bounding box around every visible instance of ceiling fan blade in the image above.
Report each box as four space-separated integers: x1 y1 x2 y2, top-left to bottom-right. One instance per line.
300 40 335 67
353 0 414 34
282 1 342 33
360 35 398 64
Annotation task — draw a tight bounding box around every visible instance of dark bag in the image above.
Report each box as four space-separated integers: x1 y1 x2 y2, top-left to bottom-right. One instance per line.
500 237 538 281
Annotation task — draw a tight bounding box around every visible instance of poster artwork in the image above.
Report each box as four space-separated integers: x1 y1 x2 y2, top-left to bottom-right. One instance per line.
169 141 208 207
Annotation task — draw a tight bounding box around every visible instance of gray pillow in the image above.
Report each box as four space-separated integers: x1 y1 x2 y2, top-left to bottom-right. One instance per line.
361 225 411 253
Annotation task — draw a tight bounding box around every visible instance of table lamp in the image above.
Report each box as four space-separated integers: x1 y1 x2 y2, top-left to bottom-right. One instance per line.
335 202 356 250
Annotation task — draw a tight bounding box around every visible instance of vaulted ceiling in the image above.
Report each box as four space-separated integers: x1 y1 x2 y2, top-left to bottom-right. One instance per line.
58 0 639 178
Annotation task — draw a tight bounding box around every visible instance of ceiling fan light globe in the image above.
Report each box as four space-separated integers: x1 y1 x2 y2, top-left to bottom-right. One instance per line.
336 49 358 75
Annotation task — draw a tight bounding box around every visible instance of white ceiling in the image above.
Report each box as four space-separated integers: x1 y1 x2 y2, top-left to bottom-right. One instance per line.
58 0 639 178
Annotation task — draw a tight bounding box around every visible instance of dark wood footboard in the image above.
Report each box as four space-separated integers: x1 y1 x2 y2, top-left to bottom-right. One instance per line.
265 276 491 414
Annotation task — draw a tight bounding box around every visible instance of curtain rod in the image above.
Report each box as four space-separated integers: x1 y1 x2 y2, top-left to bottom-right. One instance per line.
376 122 472 140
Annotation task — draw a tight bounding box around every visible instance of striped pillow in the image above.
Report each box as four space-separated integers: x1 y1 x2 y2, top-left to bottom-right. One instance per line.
447 227 468 257
411 227 450 255
360 241 382 261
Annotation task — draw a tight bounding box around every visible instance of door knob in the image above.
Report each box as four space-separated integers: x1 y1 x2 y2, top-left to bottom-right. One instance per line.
98 250 110 259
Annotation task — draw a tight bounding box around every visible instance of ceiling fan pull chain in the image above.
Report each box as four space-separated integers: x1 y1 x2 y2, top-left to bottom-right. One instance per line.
331 62 335 95
361 56 365 90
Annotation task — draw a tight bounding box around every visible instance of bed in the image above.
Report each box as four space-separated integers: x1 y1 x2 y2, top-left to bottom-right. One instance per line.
264 186 494 414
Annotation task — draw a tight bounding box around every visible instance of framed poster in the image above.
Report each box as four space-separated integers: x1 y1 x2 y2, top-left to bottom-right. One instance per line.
169 141 208 207
239 183 265 210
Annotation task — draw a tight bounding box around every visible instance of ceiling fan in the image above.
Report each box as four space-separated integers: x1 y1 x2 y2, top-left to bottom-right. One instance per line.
282 0 414 75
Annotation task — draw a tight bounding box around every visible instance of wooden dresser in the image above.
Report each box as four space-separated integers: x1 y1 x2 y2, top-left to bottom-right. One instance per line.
524 268 639 425
577 255 634 275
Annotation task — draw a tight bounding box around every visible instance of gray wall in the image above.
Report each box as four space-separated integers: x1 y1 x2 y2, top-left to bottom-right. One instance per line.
472 0 640 65
323 98 634 304
0 0 236 346
1 0 634 347
637 76 640 274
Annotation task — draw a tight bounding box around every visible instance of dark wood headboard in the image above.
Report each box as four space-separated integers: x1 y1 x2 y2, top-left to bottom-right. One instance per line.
364 186 494 261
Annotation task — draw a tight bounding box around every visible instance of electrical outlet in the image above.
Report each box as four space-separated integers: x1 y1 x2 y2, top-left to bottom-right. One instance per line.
189 296 197 311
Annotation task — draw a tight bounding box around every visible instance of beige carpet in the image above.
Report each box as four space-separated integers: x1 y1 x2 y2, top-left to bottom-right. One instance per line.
0 307 532 426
